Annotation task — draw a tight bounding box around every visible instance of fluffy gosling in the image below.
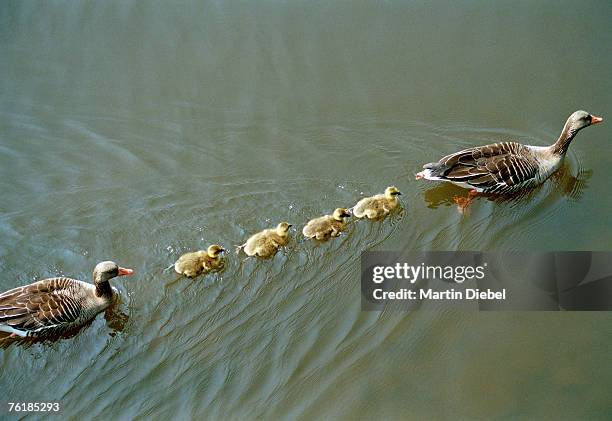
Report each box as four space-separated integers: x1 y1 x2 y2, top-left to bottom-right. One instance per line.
174 244 226 278
237 222 292 259
303 208 351 241
352 186 402 220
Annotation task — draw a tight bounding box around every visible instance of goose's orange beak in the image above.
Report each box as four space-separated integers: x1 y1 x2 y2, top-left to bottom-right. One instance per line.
118 267 135 276
591 115 603 125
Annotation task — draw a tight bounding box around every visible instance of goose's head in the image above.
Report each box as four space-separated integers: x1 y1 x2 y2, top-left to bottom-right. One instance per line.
566 110 603 133
385 186 402 199
332 208 352 221
93 261 134 284
276 222 292 236
207 244 225 258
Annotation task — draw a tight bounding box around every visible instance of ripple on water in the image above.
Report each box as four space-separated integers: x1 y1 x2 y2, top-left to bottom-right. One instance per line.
0 114 602 418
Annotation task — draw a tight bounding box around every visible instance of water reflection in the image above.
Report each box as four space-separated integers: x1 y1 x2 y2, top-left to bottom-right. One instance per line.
422 163 592 211
0 0 610 418
0 300 129 348
549 167 593 201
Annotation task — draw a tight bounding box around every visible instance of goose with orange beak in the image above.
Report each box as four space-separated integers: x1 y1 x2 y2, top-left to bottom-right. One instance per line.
0 261 134 338
416 110 603 211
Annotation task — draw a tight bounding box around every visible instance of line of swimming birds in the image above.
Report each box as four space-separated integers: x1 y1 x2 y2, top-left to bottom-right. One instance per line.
177 185 400 276
0 110 603 340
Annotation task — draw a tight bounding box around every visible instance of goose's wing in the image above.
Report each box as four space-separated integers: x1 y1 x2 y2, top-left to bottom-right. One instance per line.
423 142 540 192
0 277 84 335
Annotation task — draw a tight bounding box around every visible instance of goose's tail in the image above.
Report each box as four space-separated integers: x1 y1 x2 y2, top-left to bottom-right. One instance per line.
416 163 446 181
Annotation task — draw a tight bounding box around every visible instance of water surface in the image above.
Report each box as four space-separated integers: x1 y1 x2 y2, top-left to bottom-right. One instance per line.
1 1 611 419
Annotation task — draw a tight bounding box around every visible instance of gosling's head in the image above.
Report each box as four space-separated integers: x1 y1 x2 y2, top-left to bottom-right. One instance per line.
207 244 225 258
385 186 402 199
93 260 134 284
332 208 352 221
566 110 603 134
276 222 292 236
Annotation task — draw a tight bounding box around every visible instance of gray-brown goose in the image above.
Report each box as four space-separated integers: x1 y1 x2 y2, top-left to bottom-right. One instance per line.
416 110 603 206
0 261 134 338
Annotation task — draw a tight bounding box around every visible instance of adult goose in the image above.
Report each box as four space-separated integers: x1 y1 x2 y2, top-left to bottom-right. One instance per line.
416 110 603 208
0 261 134 338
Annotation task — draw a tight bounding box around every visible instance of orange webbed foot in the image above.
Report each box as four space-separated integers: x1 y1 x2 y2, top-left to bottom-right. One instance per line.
453 189 478 214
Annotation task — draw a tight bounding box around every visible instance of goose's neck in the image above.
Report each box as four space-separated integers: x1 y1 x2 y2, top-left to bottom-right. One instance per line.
95 280 113 298
549 123 577 156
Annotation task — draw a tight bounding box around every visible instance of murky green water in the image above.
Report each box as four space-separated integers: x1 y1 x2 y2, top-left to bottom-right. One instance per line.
1 1 611 419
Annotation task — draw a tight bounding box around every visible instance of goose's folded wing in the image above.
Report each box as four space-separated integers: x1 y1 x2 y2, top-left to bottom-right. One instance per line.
428 143 539 190
435 142 520 169
0 278 82 333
